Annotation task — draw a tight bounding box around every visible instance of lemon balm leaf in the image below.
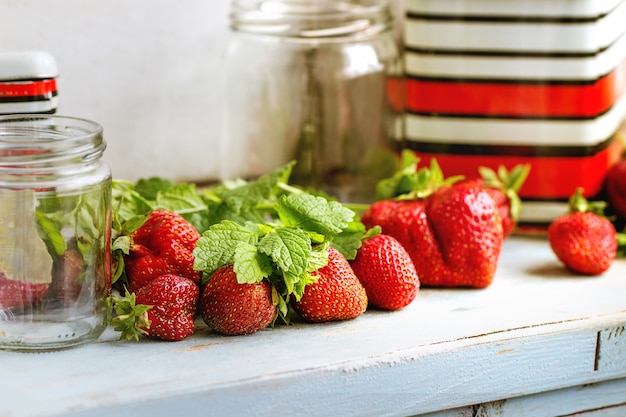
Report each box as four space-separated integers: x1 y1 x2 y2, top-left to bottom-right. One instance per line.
274 194 354 238
233 242 273 284
193 220 258 276
258 227 311 278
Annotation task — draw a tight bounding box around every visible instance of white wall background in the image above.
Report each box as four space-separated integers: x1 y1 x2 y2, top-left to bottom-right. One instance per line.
0 0 404 183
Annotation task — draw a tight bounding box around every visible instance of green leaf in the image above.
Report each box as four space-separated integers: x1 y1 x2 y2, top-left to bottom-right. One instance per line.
193 220 258 275
35 210 67 257
111 252 126 285
111 235 131 255
258 227 311 277
134 177 176 200
331 221 366 260
111 180 153 225
202 162 295 227
154 183 207 215
289 272 319 302
274 194 354 238
306 243 330 273
232 242 273 284
216 162 294 213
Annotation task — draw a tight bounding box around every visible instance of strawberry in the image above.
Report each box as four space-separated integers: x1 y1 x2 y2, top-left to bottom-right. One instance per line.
111 273 199 342
124 209 201 292
291 247 367 323
361 153 504 288
349 233 419 310
200 264 277 336
0 272 50 310
458 164 530 237
606 157 626 220
48 249 84 306
548 188 617 275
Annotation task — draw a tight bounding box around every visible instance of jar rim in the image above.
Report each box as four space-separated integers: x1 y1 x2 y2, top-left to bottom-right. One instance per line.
230 0 393 40
0 114 105 168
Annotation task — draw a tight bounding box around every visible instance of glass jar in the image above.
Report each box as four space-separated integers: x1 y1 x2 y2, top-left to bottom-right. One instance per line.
221 0 404 203
0 115 111 351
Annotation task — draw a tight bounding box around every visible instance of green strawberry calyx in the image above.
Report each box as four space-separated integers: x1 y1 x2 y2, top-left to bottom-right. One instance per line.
478 164 531 223
567 187 607 216
375 150 463 201
566 187 626 258
109 288 153 341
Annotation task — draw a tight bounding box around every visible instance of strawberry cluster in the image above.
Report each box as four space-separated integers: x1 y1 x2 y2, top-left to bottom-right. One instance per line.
108 164 421 341
107 150 626 344
111 206 420 340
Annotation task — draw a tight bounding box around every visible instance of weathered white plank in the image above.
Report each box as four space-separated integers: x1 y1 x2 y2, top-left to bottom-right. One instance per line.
597 326 626 376
1 236 626 417
419 379 626 417
569 404 626 417
501 378 626 417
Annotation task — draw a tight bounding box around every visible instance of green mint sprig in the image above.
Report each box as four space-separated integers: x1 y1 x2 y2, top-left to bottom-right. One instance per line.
193 193 356 320
110 161 370 286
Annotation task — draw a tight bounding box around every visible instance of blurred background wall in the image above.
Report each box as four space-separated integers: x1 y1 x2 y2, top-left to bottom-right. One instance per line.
0 0 405 183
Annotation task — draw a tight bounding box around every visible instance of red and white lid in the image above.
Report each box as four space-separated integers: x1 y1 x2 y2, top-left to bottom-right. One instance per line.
0 51 59 114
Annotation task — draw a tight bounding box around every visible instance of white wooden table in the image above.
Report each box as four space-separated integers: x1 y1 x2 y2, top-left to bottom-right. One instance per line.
2 236 626 417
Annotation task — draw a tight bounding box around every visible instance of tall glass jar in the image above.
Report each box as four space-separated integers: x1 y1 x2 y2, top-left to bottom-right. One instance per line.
221 0 403 203
0 115 111 351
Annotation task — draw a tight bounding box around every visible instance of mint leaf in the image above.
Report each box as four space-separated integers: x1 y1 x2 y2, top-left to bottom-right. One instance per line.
134 177 175 200
112 180 153 225
258 227 311 278
202 162 295 226
193 221 258 276
275 194 354 238
233 242 273 284
111 235 131 255
331 221 366 261
307 243 330 273
154 183 207 215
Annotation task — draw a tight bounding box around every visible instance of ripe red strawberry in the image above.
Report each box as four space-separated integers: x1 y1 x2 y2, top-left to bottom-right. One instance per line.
548 188 617 275
362 155 504 288
350 233 419 310
292 247 367 323
200 264 277 336
458 164 530 237
606 157 626 220
124 209 201 292
111 273 199 342
0 273 50 309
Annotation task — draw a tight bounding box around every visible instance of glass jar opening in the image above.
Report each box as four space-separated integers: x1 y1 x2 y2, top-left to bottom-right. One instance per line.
0 115 105 169
230 0 393 41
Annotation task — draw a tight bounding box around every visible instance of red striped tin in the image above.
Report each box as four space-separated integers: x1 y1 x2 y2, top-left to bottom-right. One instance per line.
403 0 626 227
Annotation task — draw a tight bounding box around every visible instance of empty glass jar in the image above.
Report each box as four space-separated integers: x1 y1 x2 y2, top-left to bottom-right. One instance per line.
0 115 111 351
221 0 404 203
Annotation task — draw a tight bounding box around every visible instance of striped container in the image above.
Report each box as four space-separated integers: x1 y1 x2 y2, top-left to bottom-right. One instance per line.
0 51 58 115
404 0 626 228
